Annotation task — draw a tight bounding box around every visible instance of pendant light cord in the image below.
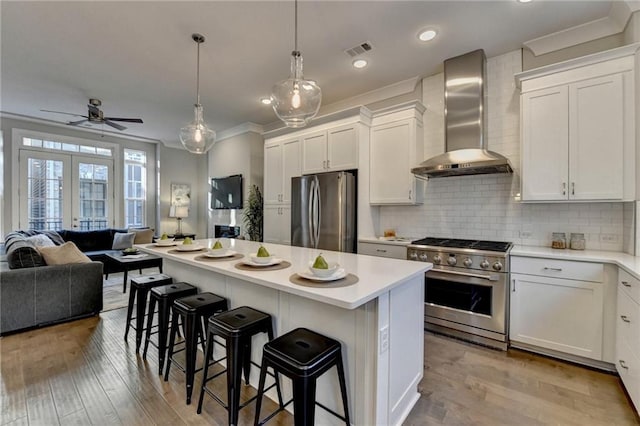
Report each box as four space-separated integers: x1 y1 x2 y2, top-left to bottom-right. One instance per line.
294 0 298 53
196 39 201 106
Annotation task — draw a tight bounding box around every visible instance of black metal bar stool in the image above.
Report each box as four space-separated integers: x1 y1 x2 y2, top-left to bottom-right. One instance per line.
142 282 198 374
164 292 228 404
197 306 284 426
124 273 173 352
254 327 350 426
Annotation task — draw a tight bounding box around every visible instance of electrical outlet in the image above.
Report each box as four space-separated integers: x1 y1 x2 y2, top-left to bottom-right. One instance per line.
379 326 389 354
520 230 532 239
600 234 619 243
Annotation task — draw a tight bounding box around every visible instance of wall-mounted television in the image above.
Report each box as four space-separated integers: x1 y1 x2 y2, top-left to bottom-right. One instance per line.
211 174 243 209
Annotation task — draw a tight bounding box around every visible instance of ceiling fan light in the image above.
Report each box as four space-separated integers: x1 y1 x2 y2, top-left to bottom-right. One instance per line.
180 104 216 154
271 52 321 128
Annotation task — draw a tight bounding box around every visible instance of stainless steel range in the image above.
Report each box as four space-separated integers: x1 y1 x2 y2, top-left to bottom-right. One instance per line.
407 238 513 350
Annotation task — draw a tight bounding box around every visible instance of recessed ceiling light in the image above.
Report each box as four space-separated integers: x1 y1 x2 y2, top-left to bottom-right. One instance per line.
260 97 272 105
352 59 368 69
418 29 437 42
517 0 532 3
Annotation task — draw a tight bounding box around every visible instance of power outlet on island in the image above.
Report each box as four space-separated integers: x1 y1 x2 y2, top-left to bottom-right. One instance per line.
379 326 389 354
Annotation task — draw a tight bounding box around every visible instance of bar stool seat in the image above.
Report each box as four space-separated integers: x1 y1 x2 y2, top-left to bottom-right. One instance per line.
143 282 198 374
254 327 350 426
164 292 228 404
124 273 173 352
197 306 284 426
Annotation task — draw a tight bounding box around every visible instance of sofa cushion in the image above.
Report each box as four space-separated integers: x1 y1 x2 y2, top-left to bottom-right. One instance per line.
4 232 46 269
59 229 115 252
128 228 154 244
25 234 56 248
112 232 135 249
38 242 92 265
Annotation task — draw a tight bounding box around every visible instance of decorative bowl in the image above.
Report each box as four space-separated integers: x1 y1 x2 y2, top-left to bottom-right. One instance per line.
308 261 340 278
156 238 175 246
250 253 274 264
208 247 227 256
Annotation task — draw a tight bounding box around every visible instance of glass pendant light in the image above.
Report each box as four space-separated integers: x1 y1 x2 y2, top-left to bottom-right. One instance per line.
180 33 216 154
271 0 321 128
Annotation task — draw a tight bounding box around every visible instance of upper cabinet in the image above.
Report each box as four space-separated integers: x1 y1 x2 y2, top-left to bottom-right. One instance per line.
264 137 301 205
301 123 359 174
516 44 638 202
369 101 426 205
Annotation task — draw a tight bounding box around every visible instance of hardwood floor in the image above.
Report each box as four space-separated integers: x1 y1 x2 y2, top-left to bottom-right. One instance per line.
405 333 640 426
1 310 639 425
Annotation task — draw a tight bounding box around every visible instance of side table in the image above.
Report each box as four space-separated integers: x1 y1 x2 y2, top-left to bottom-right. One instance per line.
105 251 164 293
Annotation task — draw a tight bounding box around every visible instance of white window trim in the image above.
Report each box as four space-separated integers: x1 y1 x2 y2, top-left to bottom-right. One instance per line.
124 149 147 228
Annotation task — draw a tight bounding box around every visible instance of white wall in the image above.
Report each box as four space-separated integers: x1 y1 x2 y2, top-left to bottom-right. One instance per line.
207 131 264 239
378 50 629 252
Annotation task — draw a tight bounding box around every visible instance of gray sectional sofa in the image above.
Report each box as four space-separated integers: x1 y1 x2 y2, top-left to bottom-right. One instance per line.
0 229 108 335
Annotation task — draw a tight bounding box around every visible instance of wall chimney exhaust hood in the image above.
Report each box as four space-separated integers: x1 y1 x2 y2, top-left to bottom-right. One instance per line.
412 49 512 178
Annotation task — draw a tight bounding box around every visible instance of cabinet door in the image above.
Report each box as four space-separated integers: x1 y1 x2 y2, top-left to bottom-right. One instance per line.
282 138 301 204
510 273 603 360
370 120 414 204
263 205 281 244
521 86 569 201
280 205 291 245
327 124 358 171
302 131 327 174
569 74 624 200
264 143 283 205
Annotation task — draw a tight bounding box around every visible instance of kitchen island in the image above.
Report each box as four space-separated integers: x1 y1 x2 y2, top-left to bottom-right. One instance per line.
138 238 430 426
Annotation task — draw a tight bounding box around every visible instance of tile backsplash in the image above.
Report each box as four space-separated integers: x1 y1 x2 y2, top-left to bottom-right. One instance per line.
378 49 630 252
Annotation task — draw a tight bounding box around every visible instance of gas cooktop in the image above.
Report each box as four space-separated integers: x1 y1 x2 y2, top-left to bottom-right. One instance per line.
409 237 513 253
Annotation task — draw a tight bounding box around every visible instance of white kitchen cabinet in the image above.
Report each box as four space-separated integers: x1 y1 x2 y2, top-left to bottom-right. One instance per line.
358 241 407 259
264 137 301 205
516 45 636 202
616 270 640 413
369 101 425 205
301 124 358 174
510 257 604 360
263 205 291 245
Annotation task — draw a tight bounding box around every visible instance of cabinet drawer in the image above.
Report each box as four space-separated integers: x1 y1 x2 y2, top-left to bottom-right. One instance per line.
619 269 640 304
616 335 640 412
618 284 640 355
511 257 603 282
359 242 407 260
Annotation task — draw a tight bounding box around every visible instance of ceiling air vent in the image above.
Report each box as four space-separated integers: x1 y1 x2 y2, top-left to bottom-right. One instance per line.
344 41 373 57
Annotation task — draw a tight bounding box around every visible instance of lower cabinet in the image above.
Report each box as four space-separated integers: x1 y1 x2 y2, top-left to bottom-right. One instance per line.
510 257 604 361
616 270 640 413
263 205 291 245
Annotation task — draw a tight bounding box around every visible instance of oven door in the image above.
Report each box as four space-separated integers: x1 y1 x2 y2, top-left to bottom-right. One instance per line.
425 268 506 335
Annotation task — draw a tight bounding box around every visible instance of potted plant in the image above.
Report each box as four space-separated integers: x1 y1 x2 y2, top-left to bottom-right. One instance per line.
243 184 263 242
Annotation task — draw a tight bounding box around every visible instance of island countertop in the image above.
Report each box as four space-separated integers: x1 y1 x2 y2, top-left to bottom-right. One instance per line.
137 238 430 310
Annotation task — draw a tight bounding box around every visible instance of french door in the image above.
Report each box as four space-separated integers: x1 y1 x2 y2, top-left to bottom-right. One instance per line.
19 150 114 231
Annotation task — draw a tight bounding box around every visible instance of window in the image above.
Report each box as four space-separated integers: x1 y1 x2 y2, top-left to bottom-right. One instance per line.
124 149 147 228
22 137 112 157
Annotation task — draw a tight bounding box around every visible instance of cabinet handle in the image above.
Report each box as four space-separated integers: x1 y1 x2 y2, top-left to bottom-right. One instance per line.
326 159 330 168
323 160 326 169
622 281 631 287
621 315 631 323
543 267 563 272
409 189 412 200
619 360 629 369
512 278 516 292
376 249 387 253
562 182 566 196
571 182 575 195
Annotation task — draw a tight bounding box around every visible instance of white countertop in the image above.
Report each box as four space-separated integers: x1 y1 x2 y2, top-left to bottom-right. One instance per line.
358 237 414 246
138 239 430 310
512 245 640 281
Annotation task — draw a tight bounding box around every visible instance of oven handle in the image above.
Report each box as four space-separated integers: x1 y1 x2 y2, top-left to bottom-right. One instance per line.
427 269 500 282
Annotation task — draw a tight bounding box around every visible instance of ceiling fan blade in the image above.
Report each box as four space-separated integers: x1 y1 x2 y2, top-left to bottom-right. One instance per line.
87 104 100 115
41 109 88 118
104 120 126 131
68 119 89 126
104 117 143 123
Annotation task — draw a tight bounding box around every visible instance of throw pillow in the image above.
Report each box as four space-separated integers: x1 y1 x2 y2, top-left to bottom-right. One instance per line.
25 234 56 248
112 232 136 249
128 228 154 244
38 242 91 265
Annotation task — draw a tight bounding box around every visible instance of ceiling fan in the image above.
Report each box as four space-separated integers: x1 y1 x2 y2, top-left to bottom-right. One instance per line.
41 98 143 131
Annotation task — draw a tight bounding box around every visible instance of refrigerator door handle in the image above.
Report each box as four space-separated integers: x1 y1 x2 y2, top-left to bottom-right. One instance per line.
314 176 321 248
308 178 316 247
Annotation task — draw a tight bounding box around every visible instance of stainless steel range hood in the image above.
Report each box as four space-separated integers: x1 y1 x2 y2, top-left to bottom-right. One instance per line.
412 49 512 178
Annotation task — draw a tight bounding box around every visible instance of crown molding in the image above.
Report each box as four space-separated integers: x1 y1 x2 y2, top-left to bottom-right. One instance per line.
215 122 264 142
523 1 638 56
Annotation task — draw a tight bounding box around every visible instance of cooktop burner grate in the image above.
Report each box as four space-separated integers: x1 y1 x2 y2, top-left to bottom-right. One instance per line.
410 237 512 253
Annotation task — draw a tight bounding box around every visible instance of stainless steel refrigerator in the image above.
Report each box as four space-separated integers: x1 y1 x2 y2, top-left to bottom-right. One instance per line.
291 171 356 253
